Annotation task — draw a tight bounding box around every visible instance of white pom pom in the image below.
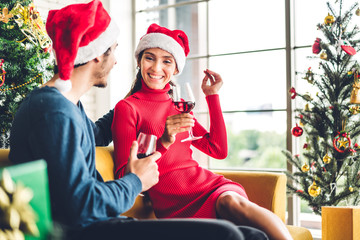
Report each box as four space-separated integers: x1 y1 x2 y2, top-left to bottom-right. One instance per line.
54 79 72 92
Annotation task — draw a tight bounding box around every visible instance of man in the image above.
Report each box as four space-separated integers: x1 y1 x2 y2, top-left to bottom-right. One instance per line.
9 1 267 239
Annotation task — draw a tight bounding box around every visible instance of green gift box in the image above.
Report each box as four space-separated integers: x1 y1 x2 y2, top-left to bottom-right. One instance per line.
0 160 52 240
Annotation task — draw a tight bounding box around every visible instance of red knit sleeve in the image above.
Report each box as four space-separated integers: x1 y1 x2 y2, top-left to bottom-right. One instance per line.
191 94 228 159
112 99 138 178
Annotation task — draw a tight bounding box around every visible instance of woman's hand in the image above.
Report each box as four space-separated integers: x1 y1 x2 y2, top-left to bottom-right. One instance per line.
201 69 223 96
160 113 194 148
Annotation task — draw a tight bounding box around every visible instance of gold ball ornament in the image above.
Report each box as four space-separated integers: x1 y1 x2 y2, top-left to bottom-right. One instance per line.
324 13 335 25
301 163 310 172
320 51 328 60
349 186 354 192
308 182 321 197
323 153 331 164
356 8 360 16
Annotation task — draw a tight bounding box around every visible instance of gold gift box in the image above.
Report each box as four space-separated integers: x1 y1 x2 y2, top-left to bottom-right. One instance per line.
322 206 360 240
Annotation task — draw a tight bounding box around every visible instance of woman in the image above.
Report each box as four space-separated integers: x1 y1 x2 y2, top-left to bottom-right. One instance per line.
112 23 292 240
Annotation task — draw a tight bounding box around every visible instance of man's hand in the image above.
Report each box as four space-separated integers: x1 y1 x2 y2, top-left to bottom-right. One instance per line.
126 141 160 192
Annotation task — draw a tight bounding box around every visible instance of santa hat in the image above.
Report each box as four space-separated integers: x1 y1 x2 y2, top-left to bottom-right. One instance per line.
135 23 189 75
46 0 120 92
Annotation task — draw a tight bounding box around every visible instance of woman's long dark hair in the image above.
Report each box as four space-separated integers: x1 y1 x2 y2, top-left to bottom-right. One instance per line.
124 50 175 98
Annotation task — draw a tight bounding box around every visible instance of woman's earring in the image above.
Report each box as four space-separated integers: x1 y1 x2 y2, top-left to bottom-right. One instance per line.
136 66 140 70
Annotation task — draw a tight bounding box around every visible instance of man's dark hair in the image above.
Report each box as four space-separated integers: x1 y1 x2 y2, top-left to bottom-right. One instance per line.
53 47 112 74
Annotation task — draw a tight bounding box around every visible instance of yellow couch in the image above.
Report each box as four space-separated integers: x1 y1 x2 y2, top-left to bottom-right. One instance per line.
0 147 313 240
95 146 312 240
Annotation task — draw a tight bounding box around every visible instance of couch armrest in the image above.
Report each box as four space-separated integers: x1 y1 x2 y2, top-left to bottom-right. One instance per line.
213 170 286 223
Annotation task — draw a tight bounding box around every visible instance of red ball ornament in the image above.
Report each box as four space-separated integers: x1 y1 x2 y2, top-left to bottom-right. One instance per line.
312 38 321 54
292 124 303 137
289 87 297 99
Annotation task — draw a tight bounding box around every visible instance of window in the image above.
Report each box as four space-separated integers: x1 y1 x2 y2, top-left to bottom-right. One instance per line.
135 0 287 170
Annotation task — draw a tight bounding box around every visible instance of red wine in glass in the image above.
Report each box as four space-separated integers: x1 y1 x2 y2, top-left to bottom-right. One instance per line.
173 101 195 113
137 153 152 159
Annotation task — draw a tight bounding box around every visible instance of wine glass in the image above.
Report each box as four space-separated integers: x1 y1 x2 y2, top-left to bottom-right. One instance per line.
173 82 202 142
137 132 157 159
136 132 157 197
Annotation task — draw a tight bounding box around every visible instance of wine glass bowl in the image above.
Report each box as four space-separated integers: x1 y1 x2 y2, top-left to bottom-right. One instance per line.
172 83 202 142
137 132 157 159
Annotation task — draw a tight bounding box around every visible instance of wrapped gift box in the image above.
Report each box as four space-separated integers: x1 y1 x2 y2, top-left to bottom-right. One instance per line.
322 206 360 240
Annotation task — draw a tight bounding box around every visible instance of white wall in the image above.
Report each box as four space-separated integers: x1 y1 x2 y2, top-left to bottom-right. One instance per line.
108 0 135 110
92 0 135 120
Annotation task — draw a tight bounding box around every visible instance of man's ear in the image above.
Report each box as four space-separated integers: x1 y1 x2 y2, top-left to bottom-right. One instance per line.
174 68 179 75
94 56 102 63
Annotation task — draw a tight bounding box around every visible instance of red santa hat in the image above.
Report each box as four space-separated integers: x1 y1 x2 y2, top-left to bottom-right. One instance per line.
135 23 189 75
46 0 119 92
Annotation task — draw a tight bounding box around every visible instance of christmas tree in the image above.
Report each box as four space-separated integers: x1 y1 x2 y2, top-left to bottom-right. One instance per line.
0 0 53 148
284 0 360 215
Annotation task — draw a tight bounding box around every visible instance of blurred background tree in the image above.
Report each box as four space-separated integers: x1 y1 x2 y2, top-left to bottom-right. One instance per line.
211 129 286 169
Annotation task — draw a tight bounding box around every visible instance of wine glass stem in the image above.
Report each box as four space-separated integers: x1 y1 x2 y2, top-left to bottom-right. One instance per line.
189 129 194 138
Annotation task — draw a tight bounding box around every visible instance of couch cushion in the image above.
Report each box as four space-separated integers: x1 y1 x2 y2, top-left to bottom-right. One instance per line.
95 146 115 181
286 225 313 240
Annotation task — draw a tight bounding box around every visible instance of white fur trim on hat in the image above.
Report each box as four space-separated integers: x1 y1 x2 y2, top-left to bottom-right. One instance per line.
75 20 120 65
54 78 72 93
135 33 186 74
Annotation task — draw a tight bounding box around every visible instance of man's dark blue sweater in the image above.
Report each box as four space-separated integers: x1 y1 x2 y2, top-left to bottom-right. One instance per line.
9 86 142 229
